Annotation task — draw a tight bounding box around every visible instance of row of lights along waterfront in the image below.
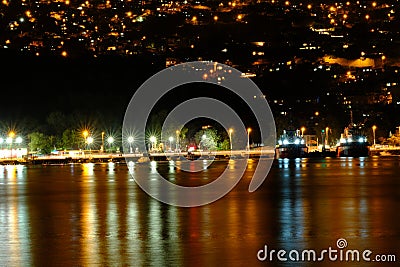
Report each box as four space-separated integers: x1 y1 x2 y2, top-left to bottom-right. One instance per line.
81 124 381 153
81 127 253 153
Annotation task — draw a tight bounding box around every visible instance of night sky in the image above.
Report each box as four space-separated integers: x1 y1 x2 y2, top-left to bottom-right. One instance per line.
1 52 161 122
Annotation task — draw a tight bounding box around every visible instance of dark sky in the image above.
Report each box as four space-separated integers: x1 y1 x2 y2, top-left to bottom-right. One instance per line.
1 52 162 122
2 52 262 137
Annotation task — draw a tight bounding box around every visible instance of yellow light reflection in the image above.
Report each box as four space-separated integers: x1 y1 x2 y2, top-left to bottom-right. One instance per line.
80 166 99 266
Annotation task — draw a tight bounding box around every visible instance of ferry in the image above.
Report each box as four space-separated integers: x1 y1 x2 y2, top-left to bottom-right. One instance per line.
336 127 370 157
275 129 308 159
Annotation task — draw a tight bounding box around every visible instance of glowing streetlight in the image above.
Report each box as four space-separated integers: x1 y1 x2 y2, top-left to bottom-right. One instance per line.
301 127 306 136
83 130 89 140
128 136 134 153
247 128 252 150
107 136 114 151
86 136 94 154
149 136 157 151
106 136 114 153
7 131 15 158
372 125 377 146
82 130 89 149
229 128 233 150
107 136 114 144
381 55 386 67
87 136 93 145
101 131 105 152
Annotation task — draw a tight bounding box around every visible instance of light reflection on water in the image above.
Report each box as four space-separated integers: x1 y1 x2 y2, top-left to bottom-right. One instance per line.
0 157 399 266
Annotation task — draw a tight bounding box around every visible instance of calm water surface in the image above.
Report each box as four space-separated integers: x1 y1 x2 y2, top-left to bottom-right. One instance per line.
0 157 399 266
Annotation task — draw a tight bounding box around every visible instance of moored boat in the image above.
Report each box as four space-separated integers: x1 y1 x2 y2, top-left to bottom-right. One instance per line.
275 129 308 159
336 127 370 157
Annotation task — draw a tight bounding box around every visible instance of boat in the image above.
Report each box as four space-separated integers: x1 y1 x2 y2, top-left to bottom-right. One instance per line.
336 126 370 157
275 129 308 158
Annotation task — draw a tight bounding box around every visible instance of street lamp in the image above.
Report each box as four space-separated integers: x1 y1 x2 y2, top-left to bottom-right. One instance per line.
8 131 15 159
101 131 105 153
301 127 305 136
87 136 93 145
229 128 233 150
372 125 377 146
83 130 89 149
127 136 134 153
149 136 157 151
168 136 173 151
247 128 252 150
107 136 114 152
87 136 94 153
83 130 89 139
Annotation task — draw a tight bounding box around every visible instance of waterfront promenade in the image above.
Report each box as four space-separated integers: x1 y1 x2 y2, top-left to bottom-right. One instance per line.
1 145 399 165
0 149 276 165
